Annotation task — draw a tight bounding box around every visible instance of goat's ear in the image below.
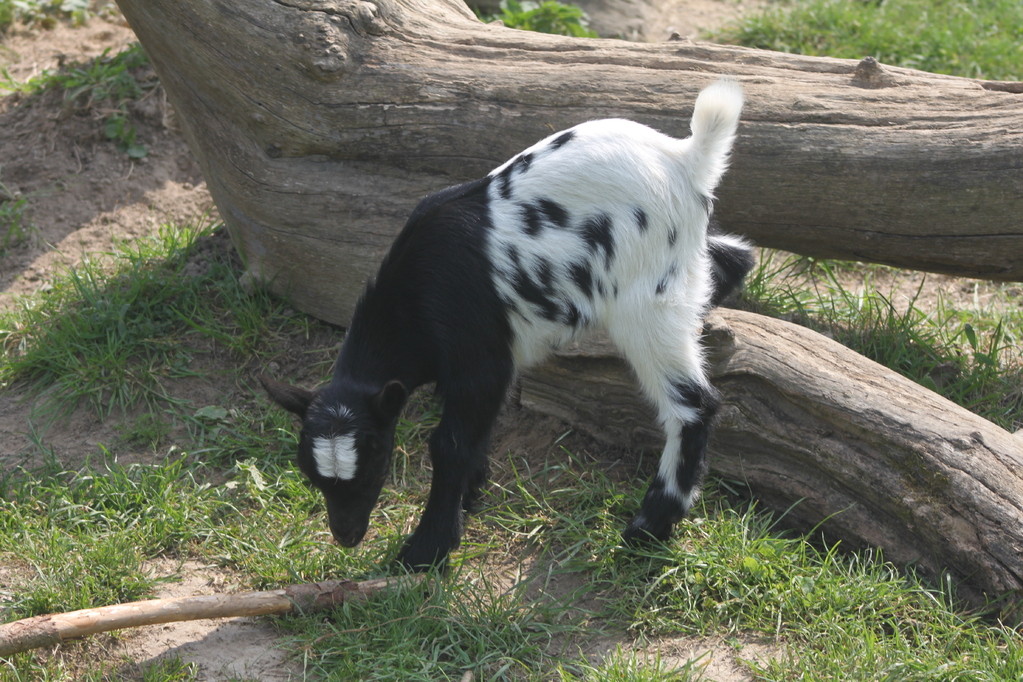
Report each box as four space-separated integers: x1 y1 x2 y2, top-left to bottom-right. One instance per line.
371 380 408 422
260 375 314 417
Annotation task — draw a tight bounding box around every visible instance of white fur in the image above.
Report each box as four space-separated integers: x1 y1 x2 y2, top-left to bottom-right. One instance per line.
487 119 711 367
313 434 359 480
688 79 744 197
485 80 743 507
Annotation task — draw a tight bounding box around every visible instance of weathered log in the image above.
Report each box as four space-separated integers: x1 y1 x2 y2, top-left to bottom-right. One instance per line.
113 0 1023 328
0 575 422 656
521 308 1023 613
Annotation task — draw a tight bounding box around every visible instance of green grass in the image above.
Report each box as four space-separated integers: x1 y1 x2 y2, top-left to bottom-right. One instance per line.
481 0 598 38
715 0 1023 81
1 42 154 157
4 428 1022 678
0 221 294 417
1 224 1021 679
0 0 114 32
741 252 1022 430
0 179 31 253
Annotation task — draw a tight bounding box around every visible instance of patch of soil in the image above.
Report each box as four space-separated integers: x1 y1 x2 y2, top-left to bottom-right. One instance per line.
0 14 216 471
0 16 212 307
108 559 303 681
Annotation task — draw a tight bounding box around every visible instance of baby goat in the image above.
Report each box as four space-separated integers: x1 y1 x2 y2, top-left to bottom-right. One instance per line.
262 79 753 570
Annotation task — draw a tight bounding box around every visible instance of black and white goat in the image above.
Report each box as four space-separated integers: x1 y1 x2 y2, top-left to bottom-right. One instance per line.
262 79 753 570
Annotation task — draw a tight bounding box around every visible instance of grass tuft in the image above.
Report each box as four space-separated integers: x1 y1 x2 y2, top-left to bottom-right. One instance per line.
0 0 115 31
1 42 155 157
0 179 32 253
0 221 293 417
741 251 1022 430
715 0 1023 81
282 570 586 680
480 0 598 38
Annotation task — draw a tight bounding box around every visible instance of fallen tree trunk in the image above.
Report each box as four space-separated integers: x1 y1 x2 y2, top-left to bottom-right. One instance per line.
114 0 1023 326
0 575 422 656
521 308 1023 615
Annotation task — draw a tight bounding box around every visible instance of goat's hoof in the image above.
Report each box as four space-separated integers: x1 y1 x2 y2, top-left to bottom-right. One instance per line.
621 514 673 547
396 537 451 573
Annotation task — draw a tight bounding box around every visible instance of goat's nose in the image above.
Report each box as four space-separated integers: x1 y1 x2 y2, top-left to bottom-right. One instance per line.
332 526 365 548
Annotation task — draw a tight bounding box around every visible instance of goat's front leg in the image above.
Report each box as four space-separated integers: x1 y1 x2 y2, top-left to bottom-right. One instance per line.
397 394 503 571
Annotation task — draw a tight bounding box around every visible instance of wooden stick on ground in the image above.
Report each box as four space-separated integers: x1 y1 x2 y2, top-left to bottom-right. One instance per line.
0 575 423 657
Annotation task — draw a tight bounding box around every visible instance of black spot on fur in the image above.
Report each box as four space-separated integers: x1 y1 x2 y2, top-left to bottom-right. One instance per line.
520 203 544 237
504 243 521 269
549 130 575 150
569 261 594 299
707 233 755 306
535 256 556 290
670 380 702 407
561 302 584 327
677 417 712 486
511 266 560 321
667 226 678 248
655 264 678 296
581 213 615 267
669 380 719 415
537 199 569 228
520 199 570 237
504 252 561 321
497 153 533 200
497 164 515 200
634 207 649 233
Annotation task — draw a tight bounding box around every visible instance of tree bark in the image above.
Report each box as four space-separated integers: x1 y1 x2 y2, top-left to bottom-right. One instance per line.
520 308 1023 614
0 575 422 656
113 0 1023 326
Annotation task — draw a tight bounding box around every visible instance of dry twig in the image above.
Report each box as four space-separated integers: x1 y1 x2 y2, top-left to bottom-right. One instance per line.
0 574 423 656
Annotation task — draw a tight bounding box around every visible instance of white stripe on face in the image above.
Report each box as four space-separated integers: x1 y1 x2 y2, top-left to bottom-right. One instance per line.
312 434 358 480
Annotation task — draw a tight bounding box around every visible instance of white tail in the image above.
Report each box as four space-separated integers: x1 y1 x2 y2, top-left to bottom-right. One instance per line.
687 79 744 194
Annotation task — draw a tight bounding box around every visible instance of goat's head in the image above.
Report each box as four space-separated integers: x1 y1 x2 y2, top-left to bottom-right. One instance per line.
260 376 408 547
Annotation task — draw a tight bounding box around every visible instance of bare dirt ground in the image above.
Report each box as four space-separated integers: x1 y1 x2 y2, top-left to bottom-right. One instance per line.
0 3 1013 679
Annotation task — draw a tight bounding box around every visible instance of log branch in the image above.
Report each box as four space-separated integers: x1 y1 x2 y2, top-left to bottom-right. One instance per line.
113 0 1023 327
0 575 423 656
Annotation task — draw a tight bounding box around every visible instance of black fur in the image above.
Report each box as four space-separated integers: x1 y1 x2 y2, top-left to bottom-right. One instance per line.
707 227 756 306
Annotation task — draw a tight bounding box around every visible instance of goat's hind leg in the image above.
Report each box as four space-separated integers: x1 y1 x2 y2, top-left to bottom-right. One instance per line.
622 381 719 544
612 306 720 545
